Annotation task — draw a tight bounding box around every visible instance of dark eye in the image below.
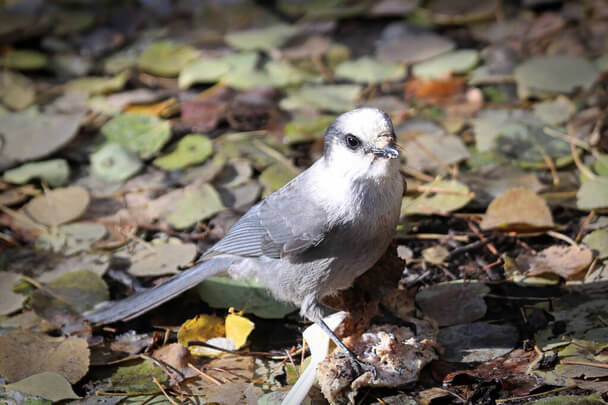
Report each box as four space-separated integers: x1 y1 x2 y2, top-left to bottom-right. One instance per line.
345 134 361 149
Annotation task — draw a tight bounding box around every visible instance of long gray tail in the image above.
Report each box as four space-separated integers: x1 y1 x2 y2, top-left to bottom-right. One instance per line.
84 257 233 324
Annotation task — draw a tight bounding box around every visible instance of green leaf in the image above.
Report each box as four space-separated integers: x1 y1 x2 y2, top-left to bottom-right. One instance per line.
3 159 70 187
412 49 479 79
582 229 608 259
197 276 297 318
577 177 608 210
224 24 297 51
67 71 129 95
284 114 335 144
153 134 213 170
178 52 259 89
514 56 598 97
137 40 200 77
402 179 472 215
101 113 171 159
335 57 406 83
166 183 225 229
4 372 79 402
259 162 300 192
91 143 142 182
593 154 608 176
31 269 109 314
0 70 35 110
280 84 362 113
0 49 47 70
532 96 575 126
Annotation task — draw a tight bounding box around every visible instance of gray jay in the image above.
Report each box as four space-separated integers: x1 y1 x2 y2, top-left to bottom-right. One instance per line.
86 107 403 369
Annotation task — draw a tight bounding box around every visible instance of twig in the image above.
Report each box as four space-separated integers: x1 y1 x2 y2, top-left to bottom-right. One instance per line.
187 340 287 359
399 233 469 242
400 167 435 183
534 143 559 186
575 210 596 243
568 125 595 180
496 385 578 403
561 360 608 369
407 185 475 197
187 363 223 386
447 235 497 259
546 230 577 246
544 127 592 151
152 377 178 405
467 221 499 256
285 347 299 378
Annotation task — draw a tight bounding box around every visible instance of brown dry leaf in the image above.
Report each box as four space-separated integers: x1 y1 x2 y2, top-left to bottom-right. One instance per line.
444 349 541 396
0 330 89 383
24 186 90 227
0 184 39 205
405 77 465 102
152 343 193 372
520 245 593 280
205 381 262 405
480 187 554 232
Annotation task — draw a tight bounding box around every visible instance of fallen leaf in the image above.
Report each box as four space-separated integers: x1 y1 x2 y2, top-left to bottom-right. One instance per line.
101 113 171 159
0 49 48 70
438 321 519 362
107 359 167 392
153 134 213 170
4 372 79 402
225 24 297 51
0 70 35 110
259 162 300 193
376 33 454 64
533 96 576 126
166 183 225 229
520 245 593 280
412 49 479 79
91 143 142 182
480 187 554 232
0 330 89 383
225 311 255 349
280 84 362 113
0 111 83 171
137 40 200 77
3 159 70 187
117 239 197 276
67 71 129 95
31 269 109 315
36 222 107 255
577 177 608 210
402 179 472 215
197 276 297 319
205 381 263 405
335 57 406 83
178 314 226 356
514 55 598 97
0 271 25 315
24 186 90 227
582 229 608 259
416 281 490 327
403 132 470 172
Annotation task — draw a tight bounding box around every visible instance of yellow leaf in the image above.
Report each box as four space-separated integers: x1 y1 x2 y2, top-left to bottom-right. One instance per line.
177 314 225 356
124 98 176 117
225 311 254 350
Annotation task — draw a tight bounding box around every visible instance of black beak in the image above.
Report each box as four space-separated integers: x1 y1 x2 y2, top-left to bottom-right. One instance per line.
370 144 399 159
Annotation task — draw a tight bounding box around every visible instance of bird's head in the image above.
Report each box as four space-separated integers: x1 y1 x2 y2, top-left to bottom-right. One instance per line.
323 108 400 179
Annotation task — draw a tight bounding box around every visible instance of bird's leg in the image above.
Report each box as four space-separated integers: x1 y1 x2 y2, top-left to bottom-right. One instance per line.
316 319 377 378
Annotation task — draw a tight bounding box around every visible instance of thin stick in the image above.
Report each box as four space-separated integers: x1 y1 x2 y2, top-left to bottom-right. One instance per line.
575 210 595 243
407 185 475 197
546 230 577 246
535 144 559 186
187 363 223 386
398 233 469 242
400 167 435 183
496 385 578 403
568 125 595 180
152 377 178 405
561 360 608 369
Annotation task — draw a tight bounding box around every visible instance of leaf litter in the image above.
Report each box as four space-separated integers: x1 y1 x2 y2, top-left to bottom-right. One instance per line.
1 1 608 404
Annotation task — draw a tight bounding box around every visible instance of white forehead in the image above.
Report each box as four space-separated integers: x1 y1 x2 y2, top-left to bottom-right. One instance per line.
333 108 393 140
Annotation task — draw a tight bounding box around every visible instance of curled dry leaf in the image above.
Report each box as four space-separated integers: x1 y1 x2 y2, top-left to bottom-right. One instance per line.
519 245 593 280
24 186 90 227
480 187 554 232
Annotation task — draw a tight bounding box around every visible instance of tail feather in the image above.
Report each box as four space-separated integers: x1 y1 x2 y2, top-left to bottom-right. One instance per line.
85 257 233 324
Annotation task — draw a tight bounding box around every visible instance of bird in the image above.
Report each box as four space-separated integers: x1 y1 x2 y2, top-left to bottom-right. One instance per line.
85 107 404 370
